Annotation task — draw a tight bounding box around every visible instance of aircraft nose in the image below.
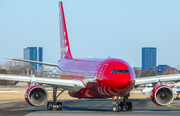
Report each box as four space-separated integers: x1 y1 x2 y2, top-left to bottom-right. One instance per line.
108 75 135 96
114 75 132 88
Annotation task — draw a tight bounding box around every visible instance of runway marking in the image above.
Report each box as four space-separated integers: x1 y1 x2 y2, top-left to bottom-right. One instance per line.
88 101 108 109
105 105 113 106
10 106 35 111
66 105 90 107
167 103 180 109
10 103 47 111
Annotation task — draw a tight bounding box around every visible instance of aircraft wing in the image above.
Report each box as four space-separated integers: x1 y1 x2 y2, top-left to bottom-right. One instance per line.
135 74 180 86
4 57 58 67
0 74 85 92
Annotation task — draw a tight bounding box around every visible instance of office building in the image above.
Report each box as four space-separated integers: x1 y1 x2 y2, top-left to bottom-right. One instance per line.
142 47 156 71
156 65 168 75
24 47 43 70
156 65 168 71
44 66 58 76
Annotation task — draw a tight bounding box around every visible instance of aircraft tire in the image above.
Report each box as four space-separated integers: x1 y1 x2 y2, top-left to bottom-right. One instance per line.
126 102 132 110
119 102 123 111
56 102 62 110
47 102 53 110
112 105 120 112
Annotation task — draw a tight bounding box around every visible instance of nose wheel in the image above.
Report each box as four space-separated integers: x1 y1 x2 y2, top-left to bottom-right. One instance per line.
112 93 132 112
112 102 123 112
112 105 120 112
125 102 132 110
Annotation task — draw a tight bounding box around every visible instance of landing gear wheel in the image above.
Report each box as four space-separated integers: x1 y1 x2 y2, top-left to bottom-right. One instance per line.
126 102 132 110
119 102 123 111
112 105 120 112
56 102 62 110
176 95 179 99
111 94 133 112
47 102 53 110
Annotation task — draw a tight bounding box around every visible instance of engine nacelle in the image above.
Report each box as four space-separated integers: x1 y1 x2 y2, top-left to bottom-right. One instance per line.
25 85 48 106
151 85 174 106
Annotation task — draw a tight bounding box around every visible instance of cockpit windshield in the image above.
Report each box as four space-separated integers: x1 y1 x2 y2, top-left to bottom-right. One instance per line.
118 70 123 73
111 69 132 74
111 69 117 73
124 70 130 73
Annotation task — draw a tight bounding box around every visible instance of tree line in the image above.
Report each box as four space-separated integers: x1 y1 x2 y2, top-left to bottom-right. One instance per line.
140 70 157 77
0 60 35 85
135 66 179 78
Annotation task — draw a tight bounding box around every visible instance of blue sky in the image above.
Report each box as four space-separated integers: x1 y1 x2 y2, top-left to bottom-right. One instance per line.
1 0 180 68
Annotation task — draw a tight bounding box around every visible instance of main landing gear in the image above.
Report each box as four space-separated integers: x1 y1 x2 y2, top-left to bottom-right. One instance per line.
112 93 132 112
176 93 179 99
47 87 65 111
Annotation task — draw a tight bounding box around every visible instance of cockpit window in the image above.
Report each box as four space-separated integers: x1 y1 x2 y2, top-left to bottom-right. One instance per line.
111 69 115 73
124 70 130 73
129 69 132 73
118 70 123 73
111 69 117 73
111 69 131 74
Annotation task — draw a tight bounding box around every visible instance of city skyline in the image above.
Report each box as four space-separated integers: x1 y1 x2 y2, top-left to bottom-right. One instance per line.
1 1 180 68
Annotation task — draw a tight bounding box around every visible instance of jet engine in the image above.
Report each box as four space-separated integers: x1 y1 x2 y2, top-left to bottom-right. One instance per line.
25 85 48 106
151 85 174 106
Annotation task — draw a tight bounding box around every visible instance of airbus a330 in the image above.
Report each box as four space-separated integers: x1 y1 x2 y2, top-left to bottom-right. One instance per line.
1 1 180 112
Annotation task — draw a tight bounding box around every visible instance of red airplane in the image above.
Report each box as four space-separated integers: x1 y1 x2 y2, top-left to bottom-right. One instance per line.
1 1 180 112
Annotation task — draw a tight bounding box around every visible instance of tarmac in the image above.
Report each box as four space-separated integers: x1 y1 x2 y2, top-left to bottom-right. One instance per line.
0 99 180 116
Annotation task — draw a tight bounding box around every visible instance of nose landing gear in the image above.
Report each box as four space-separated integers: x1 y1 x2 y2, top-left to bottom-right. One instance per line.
112 93 132 112
112 101 123 112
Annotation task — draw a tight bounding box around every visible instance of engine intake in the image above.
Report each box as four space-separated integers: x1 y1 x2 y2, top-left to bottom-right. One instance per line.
25 85 48 106
151 85 174 106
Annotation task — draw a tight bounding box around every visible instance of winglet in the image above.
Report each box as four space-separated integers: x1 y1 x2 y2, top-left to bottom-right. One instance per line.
59 1 73 59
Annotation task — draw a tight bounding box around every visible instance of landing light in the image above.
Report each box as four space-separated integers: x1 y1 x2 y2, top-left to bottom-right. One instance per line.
114 96 117 99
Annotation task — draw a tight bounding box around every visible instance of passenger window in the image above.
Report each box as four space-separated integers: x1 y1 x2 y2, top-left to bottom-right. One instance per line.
124 70 130 73
118 70 123 73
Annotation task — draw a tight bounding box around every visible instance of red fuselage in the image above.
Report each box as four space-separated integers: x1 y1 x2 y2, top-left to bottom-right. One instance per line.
57 1 135 99
57 58 135 99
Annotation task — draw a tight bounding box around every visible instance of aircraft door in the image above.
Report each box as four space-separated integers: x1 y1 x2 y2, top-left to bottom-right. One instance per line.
98 64 108 80
85 64 93 79
66 64 72 79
